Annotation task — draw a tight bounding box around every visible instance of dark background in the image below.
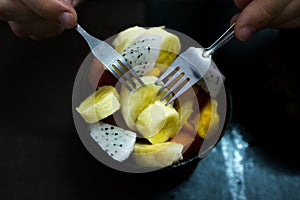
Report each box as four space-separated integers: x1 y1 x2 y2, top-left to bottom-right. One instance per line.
1 0 300 199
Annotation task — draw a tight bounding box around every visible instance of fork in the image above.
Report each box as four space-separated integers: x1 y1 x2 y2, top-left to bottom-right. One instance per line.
75 24 144 91
156 23 235 105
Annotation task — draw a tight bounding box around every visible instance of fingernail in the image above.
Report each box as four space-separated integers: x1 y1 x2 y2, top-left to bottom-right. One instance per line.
238 26 255 41
58 12 74 28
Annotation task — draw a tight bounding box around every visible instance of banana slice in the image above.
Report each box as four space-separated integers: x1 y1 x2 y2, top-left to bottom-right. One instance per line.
120 76 165 131
136 100 180 143
76 86 120 123
132 142 183 168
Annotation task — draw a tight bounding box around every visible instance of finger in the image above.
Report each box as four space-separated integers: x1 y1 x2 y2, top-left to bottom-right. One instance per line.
230 13 240 25
22 0 77 28
0 0 40 21
234 0 252 9
268 0 300 29
8 20 64 39
235 0 290 41
274 15 300 29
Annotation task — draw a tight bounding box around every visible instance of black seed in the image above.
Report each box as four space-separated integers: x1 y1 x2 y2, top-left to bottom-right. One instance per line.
142 40 145 42
122 53 126 56
114 144 116 146
133 42 136 45
143 66 146 69
105 128 108 130
115 151 118 153
137 55 141 59
115 133 118 136
145 62 148 64
129 61 132 64
105 132 109 135
101 128 104 131
110 127 114 130
111 153 114 156
140 53 143 56
148 47 151 51
137 46 139 49
114 138 117 140
120 144 123 147
125 58 128 61
106 139 109 141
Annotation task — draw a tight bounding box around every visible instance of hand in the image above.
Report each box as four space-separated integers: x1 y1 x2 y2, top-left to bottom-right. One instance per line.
0 0 81 40
231 0 300 41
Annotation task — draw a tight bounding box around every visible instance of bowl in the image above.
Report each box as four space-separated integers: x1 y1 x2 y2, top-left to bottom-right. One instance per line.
72 27 232 189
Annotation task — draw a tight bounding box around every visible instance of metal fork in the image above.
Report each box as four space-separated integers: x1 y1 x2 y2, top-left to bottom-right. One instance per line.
75 24 144 91
156 23 235 105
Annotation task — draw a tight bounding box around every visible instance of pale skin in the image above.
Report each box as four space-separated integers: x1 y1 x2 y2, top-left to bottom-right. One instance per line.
0 0 80 40
232 0 300 41
0 0 300 41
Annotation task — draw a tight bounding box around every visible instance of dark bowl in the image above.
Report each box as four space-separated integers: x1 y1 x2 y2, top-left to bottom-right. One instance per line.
72 28 233 192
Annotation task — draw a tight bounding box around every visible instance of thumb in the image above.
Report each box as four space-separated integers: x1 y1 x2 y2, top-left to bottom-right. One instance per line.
22 0 77 28
234 0 289 41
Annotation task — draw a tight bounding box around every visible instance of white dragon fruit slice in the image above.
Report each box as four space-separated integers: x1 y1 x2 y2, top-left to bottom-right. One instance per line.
121 34 162 76
89 122 136 162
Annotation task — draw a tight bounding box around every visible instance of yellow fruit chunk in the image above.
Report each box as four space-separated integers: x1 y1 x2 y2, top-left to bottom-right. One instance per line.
76 86 120 123
194 99 220 138
136 100 180 143
120 76 166 131
146 67 160 77
132 142 183 168
112 26 146 53
145 26 181 67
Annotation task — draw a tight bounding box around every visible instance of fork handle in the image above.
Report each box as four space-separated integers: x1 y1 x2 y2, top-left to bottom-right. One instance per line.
203 23 236 57
75 24 100 50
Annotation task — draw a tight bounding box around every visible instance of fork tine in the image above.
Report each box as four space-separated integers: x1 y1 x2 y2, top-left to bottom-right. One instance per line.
113 61 137 89
118 57 144 86
118 78 133 91
165 82 192 106
155 65 178 85
106 65 133 91
157 70 183 95
160 75 187 102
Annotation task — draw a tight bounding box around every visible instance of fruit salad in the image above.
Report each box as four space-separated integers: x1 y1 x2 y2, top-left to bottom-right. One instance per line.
75 26 224 170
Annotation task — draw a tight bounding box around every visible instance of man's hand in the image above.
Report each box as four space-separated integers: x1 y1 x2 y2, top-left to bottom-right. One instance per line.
0 0 81 39
232 0 300 41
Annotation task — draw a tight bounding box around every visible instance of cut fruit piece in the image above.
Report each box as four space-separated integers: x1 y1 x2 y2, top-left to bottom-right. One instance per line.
145 26 181 67
192 99 220 138
112 26 181 77
112 26 146 53
76 86 120 124
120 76 166 131
90 122 136 162
136 100 180 143
120 34 162 76
132 142 183 168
